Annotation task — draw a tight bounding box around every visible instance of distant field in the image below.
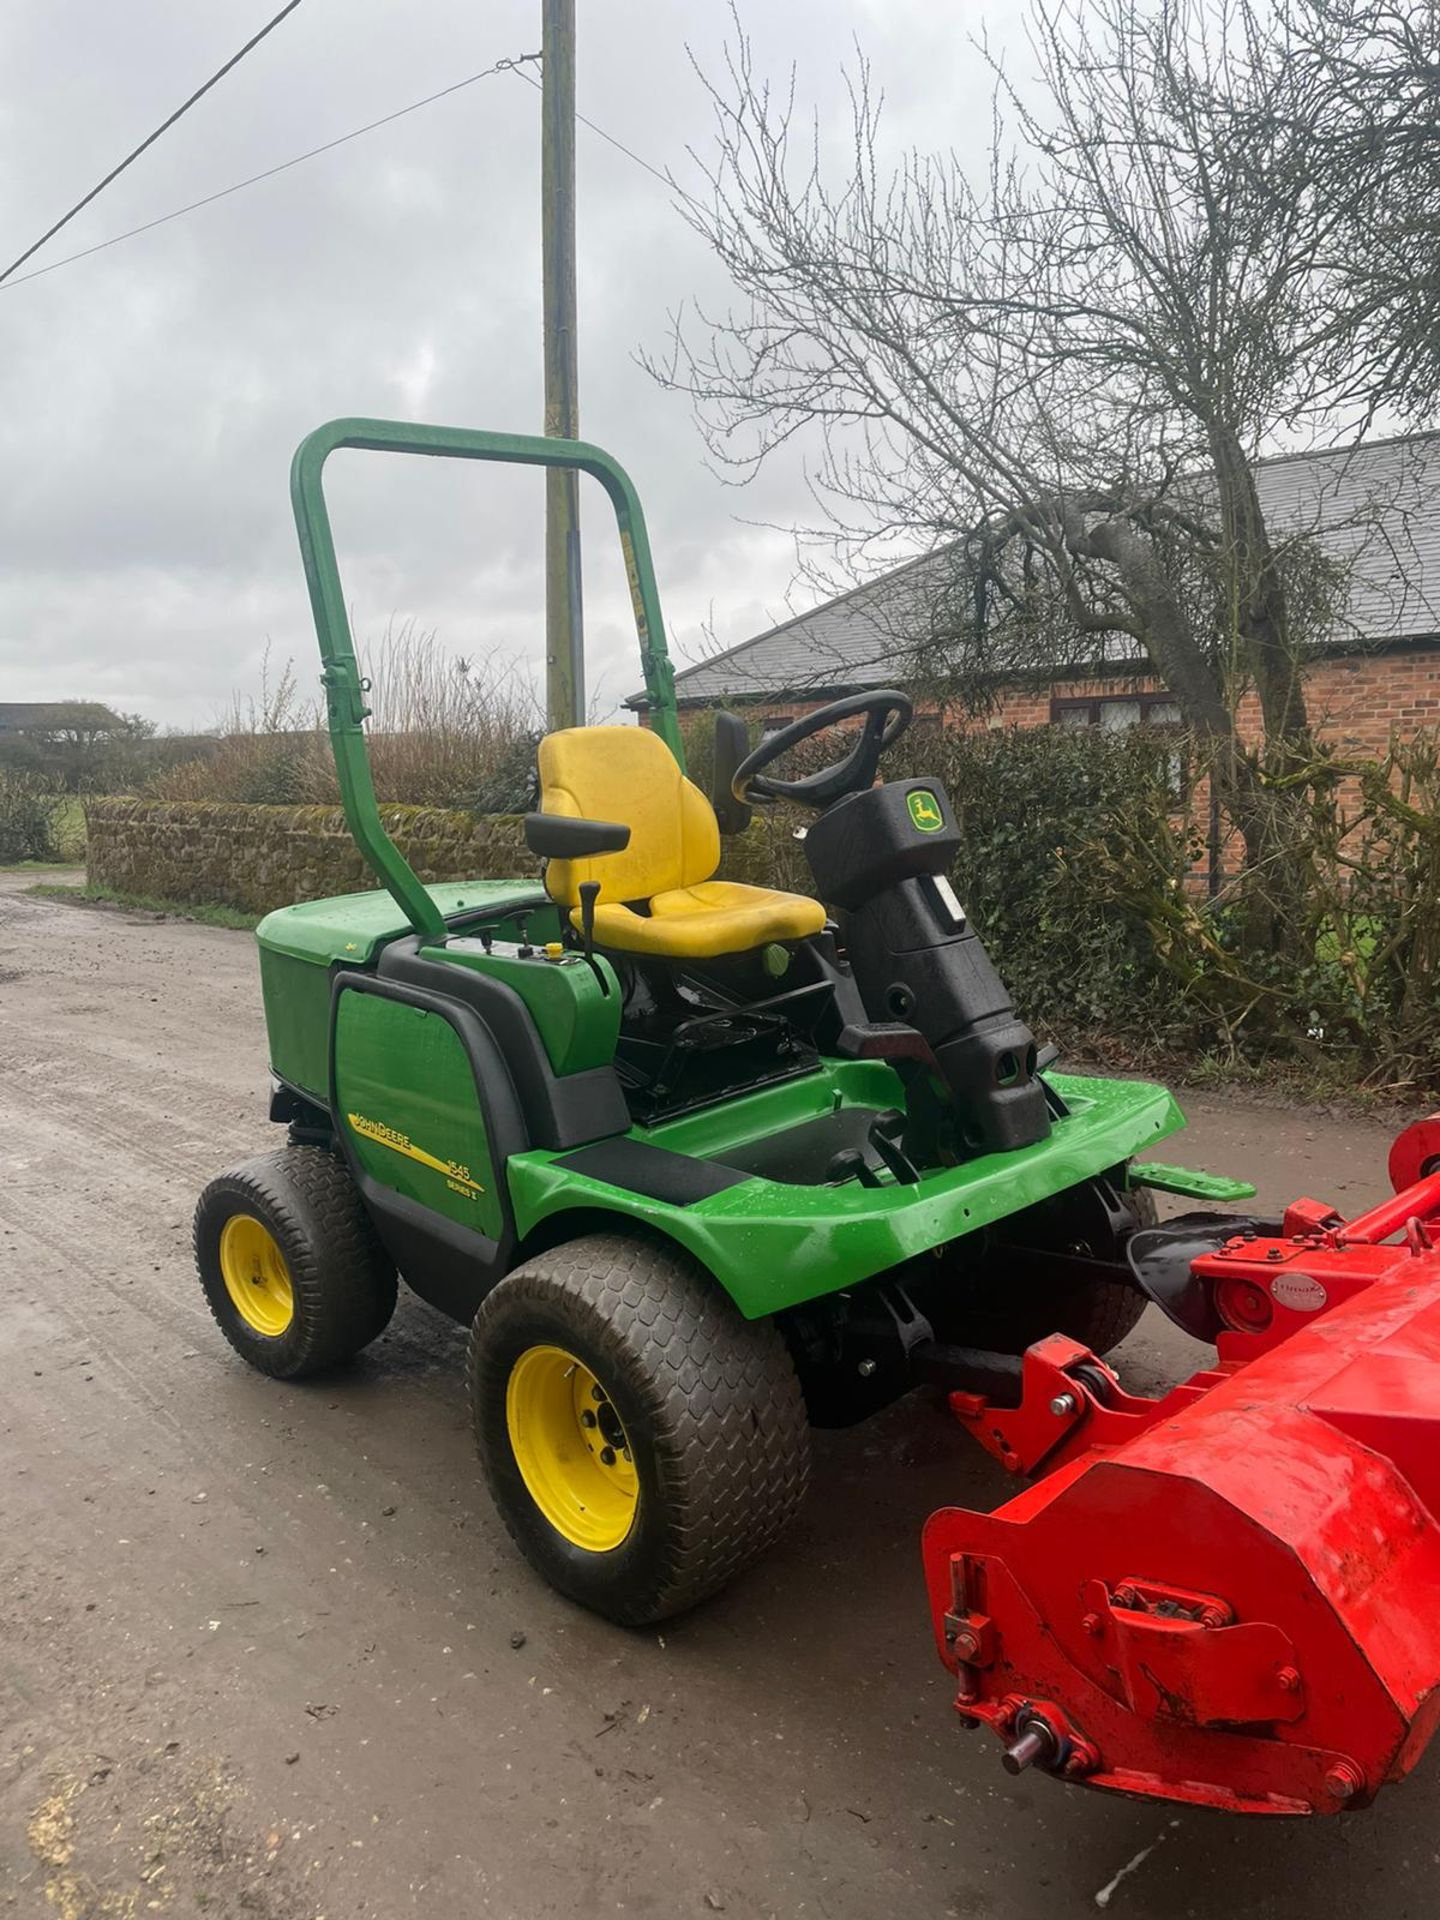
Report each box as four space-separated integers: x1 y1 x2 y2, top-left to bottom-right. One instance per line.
53 795 86 862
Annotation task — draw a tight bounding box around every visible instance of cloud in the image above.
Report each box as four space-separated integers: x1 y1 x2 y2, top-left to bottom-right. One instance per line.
0 0 999 728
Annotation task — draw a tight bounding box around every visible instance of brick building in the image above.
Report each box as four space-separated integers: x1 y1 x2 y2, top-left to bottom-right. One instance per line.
635 433 1440 757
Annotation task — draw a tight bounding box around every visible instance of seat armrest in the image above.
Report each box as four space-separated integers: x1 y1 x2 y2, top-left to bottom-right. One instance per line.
524 812 631 861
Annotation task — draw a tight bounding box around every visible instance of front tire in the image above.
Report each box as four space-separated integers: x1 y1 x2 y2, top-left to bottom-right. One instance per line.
468 1232 810 1625
194 1147 398 1378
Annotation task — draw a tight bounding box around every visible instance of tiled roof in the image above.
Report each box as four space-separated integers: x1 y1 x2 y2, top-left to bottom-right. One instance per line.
648 431 1440 707
0 703 56 732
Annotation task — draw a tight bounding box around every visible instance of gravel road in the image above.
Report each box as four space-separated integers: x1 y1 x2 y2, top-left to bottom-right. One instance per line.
2 870 1434 1918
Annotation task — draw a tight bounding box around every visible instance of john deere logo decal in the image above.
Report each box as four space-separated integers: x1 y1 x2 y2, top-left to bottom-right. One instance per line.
907 789 944 832
347 1111 485 1199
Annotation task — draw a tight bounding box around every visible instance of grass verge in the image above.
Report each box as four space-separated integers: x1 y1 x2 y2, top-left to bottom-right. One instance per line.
26 882 259 931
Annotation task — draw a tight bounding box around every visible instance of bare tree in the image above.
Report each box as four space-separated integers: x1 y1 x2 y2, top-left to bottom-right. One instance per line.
6 701 152 790
1275 0 1440 424
649 0 1423 916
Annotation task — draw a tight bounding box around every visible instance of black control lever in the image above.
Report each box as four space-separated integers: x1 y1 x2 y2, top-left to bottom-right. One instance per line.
826 1147 881 1190
868 1108 920 1185
577 881 608 995
1033 1041 1069 1118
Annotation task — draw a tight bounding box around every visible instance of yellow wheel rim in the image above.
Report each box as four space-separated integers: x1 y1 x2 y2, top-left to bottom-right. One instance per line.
505 1344 638 1552
218 1214 295 1338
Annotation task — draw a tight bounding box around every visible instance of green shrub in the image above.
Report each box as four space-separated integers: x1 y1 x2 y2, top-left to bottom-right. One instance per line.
0 771 65 863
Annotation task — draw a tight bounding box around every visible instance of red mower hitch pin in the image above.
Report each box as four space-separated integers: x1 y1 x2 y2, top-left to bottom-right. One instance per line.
997 1702 1097 1779
1003 1715 1062 1776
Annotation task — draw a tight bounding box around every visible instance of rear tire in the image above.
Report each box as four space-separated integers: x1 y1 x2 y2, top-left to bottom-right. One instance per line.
194 1146 398 1379
468 1232 810 1625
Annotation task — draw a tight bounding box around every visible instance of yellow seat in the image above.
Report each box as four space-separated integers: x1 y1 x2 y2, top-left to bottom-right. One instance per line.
535 726 827 960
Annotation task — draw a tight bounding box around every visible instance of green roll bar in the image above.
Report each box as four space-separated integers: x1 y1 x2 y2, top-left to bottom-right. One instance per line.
289 417 682 944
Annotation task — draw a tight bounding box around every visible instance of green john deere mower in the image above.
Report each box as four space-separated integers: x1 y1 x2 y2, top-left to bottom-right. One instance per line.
196 419 1249 1626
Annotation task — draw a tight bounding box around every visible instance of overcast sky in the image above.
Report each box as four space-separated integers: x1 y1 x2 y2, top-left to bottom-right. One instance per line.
0 0 1009 730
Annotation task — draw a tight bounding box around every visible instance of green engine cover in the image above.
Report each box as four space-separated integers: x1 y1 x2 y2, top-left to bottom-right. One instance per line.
255 879 576 1103
333 988 503 1239
421 938 620 1077
257 880 543 968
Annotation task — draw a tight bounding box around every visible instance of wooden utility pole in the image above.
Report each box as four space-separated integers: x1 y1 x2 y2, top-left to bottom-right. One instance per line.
541 0 583 729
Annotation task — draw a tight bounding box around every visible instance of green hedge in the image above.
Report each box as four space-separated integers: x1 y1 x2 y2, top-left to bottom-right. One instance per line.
0 771 75 864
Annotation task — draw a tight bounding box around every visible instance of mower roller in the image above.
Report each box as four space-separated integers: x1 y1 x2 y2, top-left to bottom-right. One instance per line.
194 419 1440 1819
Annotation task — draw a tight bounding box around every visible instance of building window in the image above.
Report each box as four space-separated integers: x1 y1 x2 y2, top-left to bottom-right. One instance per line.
1050 693 1182 731
760 714 794 738
1052 692 1185 801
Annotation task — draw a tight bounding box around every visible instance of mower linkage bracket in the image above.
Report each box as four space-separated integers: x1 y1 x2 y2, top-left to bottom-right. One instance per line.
947 1332 1221 1476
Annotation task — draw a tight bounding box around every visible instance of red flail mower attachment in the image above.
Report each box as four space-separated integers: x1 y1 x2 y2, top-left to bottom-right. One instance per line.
923 1117 1440 1817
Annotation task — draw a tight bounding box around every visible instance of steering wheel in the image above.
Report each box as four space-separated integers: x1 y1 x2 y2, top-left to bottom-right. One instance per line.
732 690 914 811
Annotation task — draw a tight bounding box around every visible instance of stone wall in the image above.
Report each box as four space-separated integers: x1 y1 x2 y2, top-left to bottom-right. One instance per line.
85 798 803 917
86 800 532 917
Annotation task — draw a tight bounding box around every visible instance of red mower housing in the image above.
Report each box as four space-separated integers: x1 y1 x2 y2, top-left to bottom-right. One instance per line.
923 1120 1440 1816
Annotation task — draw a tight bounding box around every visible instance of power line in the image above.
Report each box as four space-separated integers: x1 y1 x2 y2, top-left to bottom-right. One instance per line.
0 0 311 287
0 44 677 296
509 61 681 194
0 53 540 293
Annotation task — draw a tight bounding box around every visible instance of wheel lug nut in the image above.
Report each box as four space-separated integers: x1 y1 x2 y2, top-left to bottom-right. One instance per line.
591 1385 604 1402
580 1410 597 1428
599 1446 617 1466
